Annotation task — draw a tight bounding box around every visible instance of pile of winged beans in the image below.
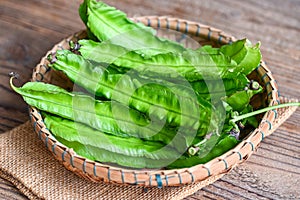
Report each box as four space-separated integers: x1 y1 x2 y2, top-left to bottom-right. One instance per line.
11 0 284 169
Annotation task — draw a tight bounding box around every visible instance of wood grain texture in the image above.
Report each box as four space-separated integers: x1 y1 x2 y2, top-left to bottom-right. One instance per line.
0 0 299 199
0 178 28 200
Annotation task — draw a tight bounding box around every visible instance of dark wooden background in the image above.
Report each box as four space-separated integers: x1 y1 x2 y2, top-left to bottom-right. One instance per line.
1 0 299 199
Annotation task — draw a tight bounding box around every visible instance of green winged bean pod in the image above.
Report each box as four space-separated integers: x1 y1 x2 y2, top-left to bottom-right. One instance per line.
78 39 237 82
78 39 261 82
225 83 263 112
80 0 185 57
56 137 176 169
167 133 239 169
43 112 179 160
50 50 211 132
191 74 250 101
10 77 193 150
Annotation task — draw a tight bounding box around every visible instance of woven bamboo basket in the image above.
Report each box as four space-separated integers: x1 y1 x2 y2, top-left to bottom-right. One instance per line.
29 16 281 188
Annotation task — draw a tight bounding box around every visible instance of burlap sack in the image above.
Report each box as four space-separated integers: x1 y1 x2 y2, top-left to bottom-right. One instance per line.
0 122 222 200
0 97 297 200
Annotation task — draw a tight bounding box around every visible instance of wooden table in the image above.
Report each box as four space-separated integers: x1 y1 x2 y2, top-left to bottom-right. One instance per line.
1 0 299 199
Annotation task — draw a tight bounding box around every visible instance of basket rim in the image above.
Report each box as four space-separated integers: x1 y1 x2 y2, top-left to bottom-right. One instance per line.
29 16 280 187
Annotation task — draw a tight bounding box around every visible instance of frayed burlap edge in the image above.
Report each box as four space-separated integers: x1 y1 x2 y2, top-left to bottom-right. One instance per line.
0 168 42 200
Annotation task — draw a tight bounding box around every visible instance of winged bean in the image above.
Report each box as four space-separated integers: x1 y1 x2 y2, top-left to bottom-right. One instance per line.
81 0 185 57
11 77 199 152
55 136 175 169
166 134 239 169
43 112 180 160
50 50 211 131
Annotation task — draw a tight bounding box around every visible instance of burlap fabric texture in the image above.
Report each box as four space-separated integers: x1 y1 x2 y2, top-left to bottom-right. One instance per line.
0 97 298 200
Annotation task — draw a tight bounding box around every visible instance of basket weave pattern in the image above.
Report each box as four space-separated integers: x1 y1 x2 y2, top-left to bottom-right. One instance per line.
29 16 279 187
